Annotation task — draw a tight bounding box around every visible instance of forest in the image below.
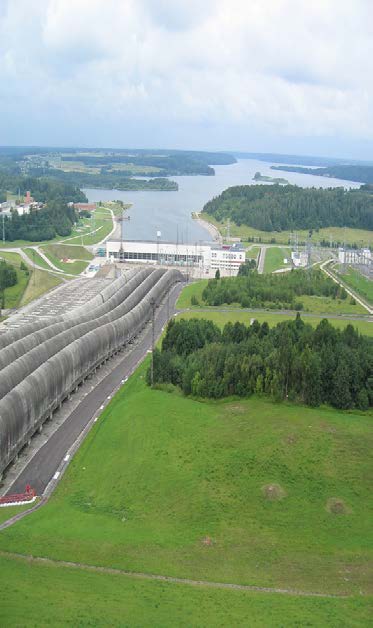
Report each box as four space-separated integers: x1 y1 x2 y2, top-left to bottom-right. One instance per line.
201 268 347 310
23 170 179 191
0 259 17 307
3 200 78 242
271 164 373 184
202 184 373 231
0 173 86 204
148 317 373 410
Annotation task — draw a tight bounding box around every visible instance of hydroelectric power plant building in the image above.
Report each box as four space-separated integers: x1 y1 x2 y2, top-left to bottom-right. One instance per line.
104 240 246 274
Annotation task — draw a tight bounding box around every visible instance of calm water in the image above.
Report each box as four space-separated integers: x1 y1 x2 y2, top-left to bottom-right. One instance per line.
84 158 360 243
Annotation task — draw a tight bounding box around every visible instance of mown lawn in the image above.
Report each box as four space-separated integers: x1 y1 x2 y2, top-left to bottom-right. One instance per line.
24 247 52 270
1 257 30 309
340 267 373 304
0 361 371 597
66 217 114 245
263 247 291 273
44 243 93 261
0 554 371 627
176 310 373 337
203 215 373 247
41 245 89 275
177 280 368 317
245 246 261 260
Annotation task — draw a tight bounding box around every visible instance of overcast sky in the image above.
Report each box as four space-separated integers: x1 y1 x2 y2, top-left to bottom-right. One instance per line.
0 0 372 159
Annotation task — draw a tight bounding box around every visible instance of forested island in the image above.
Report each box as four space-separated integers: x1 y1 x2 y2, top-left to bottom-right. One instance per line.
253 171 288 184
271 164 373 184
202 184 373 231
149 317 372 410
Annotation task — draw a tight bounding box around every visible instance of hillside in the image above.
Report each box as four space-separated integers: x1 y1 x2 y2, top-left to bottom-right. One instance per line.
202 184 373 231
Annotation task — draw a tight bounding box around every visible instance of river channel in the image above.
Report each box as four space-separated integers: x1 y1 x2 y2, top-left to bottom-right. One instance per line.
84 158 360 243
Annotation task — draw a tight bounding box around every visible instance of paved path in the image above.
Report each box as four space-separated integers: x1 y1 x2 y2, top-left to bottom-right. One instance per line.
4 283 183 497
257 247 266 273
0 551 349 598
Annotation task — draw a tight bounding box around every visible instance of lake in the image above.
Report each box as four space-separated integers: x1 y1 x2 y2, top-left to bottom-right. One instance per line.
84 158 361 243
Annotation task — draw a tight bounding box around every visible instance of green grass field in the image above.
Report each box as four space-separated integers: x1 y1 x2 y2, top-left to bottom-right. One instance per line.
0 252 30 308
66 217 113 245
43 243 93 261
0 554 371 627
245 246 261 259
177 310 373 336
0 556 372 628
176 280 209 308
264 247 291 273
24 247 53 270
41 245 89 275
204 215 373 247
339 267 373 304
20 269 62 306
0 360 371 599
177 280 367 316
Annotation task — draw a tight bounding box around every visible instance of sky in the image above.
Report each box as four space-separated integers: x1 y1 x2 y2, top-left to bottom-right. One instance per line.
0 0 372 160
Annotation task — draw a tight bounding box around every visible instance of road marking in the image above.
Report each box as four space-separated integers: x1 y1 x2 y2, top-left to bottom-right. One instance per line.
53 471 60 480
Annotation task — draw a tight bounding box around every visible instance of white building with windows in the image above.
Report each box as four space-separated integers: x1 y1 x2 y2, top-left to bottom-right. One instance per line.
104 240 246 274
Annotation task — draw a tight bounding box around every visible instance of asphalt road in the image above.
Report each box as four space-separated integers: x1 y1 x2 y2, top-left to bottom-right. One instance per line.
7 282 184 496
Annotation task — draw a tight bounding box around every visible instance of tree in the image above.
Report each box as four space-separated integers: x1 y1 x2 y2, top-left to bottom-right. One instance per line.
215 269 220 280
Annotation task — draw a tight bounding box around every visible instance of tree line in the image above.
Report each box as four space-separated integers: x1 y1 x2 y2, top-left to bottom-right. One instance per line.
201 268 347 310
0 174 86 204
148 317 373 410
271 164 373 185
202 184 373 231
0 260 18 308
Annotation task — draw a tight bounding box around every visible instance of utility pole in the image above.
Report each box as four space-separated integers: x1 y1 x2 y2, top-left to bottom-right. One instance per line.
150 297 156 386
118 209 130 262
32 250 36 286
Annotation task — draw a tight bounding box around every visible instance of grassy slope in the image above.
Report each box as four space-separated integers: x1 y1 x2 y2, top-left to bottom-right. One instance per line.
44 243 93 261
41 246 89 275
245 246 261 259
0 362 371 596
20 269 62 306
264 247 291 273
204 215 373 247
0 555 371 627
177 310 373 337
66 217 114 245
0 253 30 308
177 280 367 316
24 247 52 270
340 267 373 304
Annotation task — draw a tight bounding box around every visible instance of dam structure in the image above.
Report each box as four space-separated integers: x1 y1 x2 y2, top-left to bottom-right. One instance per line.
0 267 183 480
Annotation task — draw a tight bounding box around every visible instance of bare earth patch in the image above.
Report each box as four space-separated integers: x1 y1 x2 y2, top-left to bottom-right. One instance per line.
202 536 214 546
262 484 287 501
326 498 350 515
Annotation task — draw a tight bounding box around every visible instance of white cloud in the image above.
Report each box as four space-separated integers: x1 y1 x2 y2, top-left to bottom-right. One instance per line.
0 0 372 156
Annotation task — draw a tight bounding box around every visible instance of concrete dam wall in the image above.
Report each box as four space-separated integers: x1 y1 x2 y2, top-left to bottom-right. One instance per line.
0 268 183 478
